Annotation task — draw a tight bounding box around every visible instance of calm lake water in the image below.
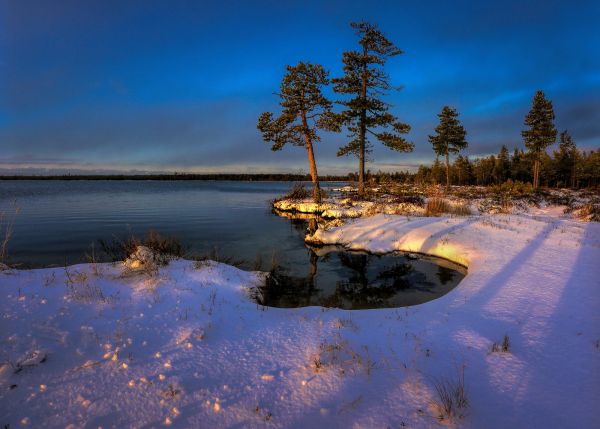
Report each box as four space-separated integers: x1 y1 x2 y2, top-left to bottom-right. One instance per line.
0 180 465 309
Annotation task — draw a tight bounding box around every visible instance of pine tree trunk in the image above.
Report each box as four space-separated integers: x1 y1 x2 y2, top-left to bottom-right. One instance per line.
533 158 540 189
445 146 450 190
301 110 321 203
358 45 368 198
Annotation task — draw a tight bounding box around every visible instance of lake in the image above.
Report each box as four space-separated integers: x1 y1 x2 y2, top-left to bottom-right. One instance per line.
0 180 465 309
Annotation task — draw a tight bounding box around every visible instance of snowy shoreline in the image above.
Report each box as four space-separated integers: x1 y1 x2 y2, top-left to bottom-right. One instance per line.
1 209 599 428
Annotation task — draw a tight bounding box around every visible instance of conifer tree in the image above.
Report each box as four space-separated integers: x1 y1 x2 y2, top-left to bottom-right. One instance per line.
553 130 577 188
332 21 413 196
428 106 468 189
521 90 557 189
494 145 511 183
454 155 474 185
431 158 445 185
257 62 339 203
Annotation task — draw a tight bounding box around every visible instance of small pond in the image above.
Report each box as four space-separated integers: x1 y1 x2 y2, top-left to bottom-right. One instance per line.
257 245 466 310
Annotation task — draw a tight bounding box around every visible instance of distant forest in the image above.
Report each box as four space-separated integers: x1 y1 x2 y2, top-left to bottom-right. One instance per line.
1 143 597 189
412 145 600 189
0 173 350 182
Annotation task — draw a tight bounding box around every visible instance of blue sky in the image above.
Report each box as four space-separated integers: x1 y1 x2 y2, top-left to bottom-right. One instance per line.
1 0 599 174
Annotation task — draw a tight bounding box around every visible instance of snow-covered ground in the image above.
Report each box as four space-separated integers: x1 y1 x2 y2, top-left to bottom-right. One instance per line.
273 185 600 220
1 210 599 428
273 197 425 218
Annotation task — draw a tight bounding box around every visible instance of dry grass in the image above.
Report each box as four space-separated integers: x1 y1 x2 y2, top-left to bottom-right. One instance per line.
450 202 472 216
425 198 451 216
431 366 468 422
491 335 511 353
425 197 471 216
309 336 376 376
0 202 19 265
99 230 184 264
192 247 246 269
64 265 115 303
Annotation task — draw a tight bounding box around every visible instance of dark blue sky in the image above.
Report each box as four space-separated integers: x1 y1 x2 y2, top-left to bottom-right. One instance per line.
2 0 599 174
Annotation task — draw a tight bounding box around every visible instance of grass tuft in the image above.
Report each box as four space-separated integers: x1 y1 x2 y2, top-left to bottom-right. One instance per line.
432 366 468 422
491 335 511 353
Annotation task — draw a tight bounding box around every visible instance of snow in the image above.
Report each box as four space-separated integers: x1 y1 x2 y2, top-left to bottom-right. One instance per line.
1 212 599 428
273 197 425 218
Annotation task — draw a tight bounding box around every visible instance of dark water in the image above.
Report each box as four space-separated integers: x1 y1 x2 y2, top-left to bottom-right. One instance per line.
0 180 465 309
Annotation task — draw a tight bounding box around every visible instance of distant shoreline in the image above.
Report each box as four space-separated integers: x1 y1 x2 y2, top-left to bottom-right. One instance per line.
0 174 350 181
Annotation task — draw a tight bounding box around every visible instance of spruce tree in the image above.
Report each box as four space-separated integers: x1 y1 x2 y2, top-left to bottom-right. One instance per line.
553 130 577 188
454 155 474 185
428 106 468 189
332 21 413 196
521 90 557 189
257 62 339 203
494 145 511 183
431 158 445 185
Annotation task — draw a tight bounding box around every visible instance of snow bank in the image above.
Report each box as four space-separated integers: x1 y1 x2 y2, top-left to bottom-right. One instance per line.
273 197 424 219
1 212 599 428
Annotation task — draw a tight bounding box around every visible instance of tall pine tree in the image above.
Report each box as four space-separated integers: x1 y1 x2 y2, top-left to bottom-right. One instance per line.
332 21 413 196
521 90 557 189
257 62 339 203
428 106 468 189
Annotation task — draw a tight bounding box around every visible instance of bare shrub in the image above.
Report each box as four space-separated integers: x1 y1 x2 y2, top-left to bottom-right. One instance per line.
99 230 184 263
282 183 310 201
391 194 425 206
431 366 468 422
572 203 600 222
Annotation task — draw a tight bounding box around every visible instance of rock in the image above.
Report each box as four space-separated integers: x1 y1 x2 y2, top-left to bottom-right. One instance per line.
15 350 48 372
123 246 163 271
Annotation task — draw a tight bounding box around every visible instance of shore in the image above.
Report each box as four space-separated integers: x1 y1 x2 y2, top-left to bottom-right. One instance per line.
1 204 598 428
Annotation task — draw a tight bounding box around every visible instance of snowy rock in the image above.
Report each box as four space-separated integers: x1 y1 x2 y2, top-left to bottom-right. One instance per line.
15 350 48 372
123 246 163 271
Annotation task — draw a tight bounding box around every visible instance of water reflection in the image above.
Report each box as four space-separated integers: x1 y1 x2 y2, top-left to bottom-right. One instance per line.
258 239 466 310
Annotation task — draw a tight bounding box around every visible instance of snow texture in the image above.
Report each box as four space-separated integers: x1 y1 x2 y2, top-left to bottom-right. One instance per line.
1 212 599 428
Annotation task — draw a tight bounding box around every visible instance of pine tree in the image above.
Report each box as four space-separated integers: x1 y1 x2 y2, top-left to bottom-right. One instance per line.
553 130 577 188
257 62 339 203
332 21 413 196
453 155 474 185
428 106 468 189
430 158 446 185
510 148 531 183
494 145 511 183
521 90 557 189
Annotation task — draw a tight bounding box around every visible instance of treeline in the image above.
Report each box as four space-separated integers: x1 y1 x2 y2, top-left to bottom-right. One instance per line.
0 173 350 182
257 19 599 202
413 145 600 189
